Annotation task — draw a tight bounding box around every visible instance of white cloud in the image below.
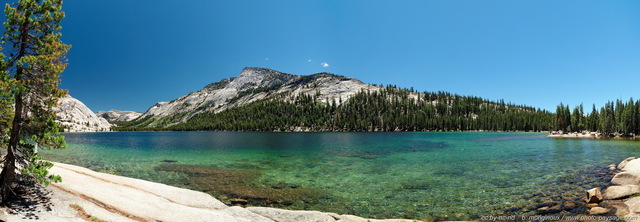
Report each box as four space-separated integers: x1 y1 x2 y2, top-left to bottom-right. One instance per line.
307 59 312 62
321 62 329 68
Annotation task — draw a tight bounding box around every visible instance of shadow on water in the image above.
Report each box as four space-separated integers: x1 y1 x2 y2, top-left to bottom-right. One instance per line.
155 164 329 208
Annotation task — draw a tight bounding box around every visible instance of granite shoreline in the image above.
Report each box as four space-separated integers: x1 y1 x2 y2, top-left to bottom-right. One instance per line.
0 162 421 222
579 157 640 219
547 131 640 140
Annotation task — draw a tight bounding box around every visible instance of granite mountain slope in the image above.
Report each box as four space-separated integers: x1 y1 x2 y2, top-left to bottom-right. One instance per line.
97 110 143 122
118 67 555 132
54 95 111 132
132 67 380 128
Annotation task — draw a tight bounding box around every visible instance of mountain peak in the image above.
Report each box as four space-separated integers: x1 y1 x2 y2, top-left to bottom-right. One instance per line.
130 67 375 128
241 67 273 72
233 67 296 90
238 67 293 78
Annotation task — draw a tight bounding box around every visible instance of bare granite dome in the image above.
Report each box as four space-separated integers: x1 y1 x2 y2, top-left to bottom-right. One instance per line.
55 95 112 132
97 110 143 122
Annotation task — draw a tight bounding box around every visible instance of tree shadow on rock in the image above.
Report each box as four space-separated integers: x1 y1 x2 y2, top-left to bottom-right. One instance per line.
1 175 52 220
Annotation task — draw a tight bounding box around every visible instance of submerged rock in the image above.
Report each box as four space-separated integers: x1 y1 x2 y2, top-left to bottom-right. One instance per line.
601 202 630 216
562 202 576 211
503 207 522 213
156 164 326 208
586 203 600 208
536 204 563 215
230 198 248 205
589 207 610 215
532 201 556 209
271 182 287 189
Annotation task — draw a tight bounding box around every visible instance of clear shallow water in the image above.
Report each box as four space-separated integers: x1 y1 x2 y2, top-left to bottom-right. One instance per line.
40 132 640 220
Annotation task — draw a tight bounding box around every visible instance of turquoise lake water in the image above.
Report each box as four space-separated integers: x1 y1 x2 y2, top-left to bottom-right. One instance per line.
40 132 640 220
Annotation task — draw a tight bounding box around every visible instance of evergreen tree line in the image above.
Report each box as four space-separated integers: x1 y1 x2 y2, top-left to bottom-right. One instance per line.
117 86 557 132
555 98 640 136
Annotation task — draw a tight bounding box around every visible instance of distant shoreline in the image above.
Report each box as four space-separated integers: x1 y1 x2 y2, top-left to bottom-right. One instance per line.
547 131 640 140
547 132 599 138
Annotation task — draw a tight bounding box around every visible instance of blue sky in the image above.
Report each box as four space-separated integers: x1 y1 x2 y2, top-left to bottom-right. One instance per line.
47 0 640 112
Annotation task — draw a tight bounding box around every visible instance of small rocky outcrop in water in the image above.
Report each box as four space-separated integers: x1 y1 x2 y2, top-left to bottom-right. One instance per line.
581 157 640 216
497 157 640 218
586 188 603 203
498 164 616 218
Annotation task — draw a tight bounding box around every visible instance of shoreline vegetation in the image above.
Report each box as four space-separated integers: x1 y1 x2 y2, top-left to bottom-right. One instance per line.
114 86 557 132
112 87 640 141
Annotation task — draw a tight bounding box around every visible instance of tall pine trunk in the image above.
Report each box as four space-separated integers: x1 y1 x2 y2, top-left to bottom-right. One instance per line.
0 0 69 204
0 21 27 202
0 95 23 203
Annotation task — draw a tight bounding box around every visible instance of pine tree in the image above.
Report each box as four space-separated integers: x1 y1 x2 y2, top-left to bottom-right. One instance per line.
588 104 599 132
0 0 70 203
571 106 581 132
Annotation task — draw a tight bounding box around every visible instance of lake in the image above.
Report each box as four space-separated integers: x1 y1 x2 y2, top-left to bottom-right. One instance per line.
40 132 639 220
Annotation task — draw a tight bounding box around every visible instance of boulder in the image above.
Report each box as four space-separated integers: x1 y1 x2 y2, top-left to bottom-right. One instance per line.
618 157 637 170
605 185 640 199
609 164 617 171
612 172 640 185
624 196 640 214
537 205 563 215
622 159 640 173
601 202 630 216
247 207 336 222
586 188 603 203
589 207 610 215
